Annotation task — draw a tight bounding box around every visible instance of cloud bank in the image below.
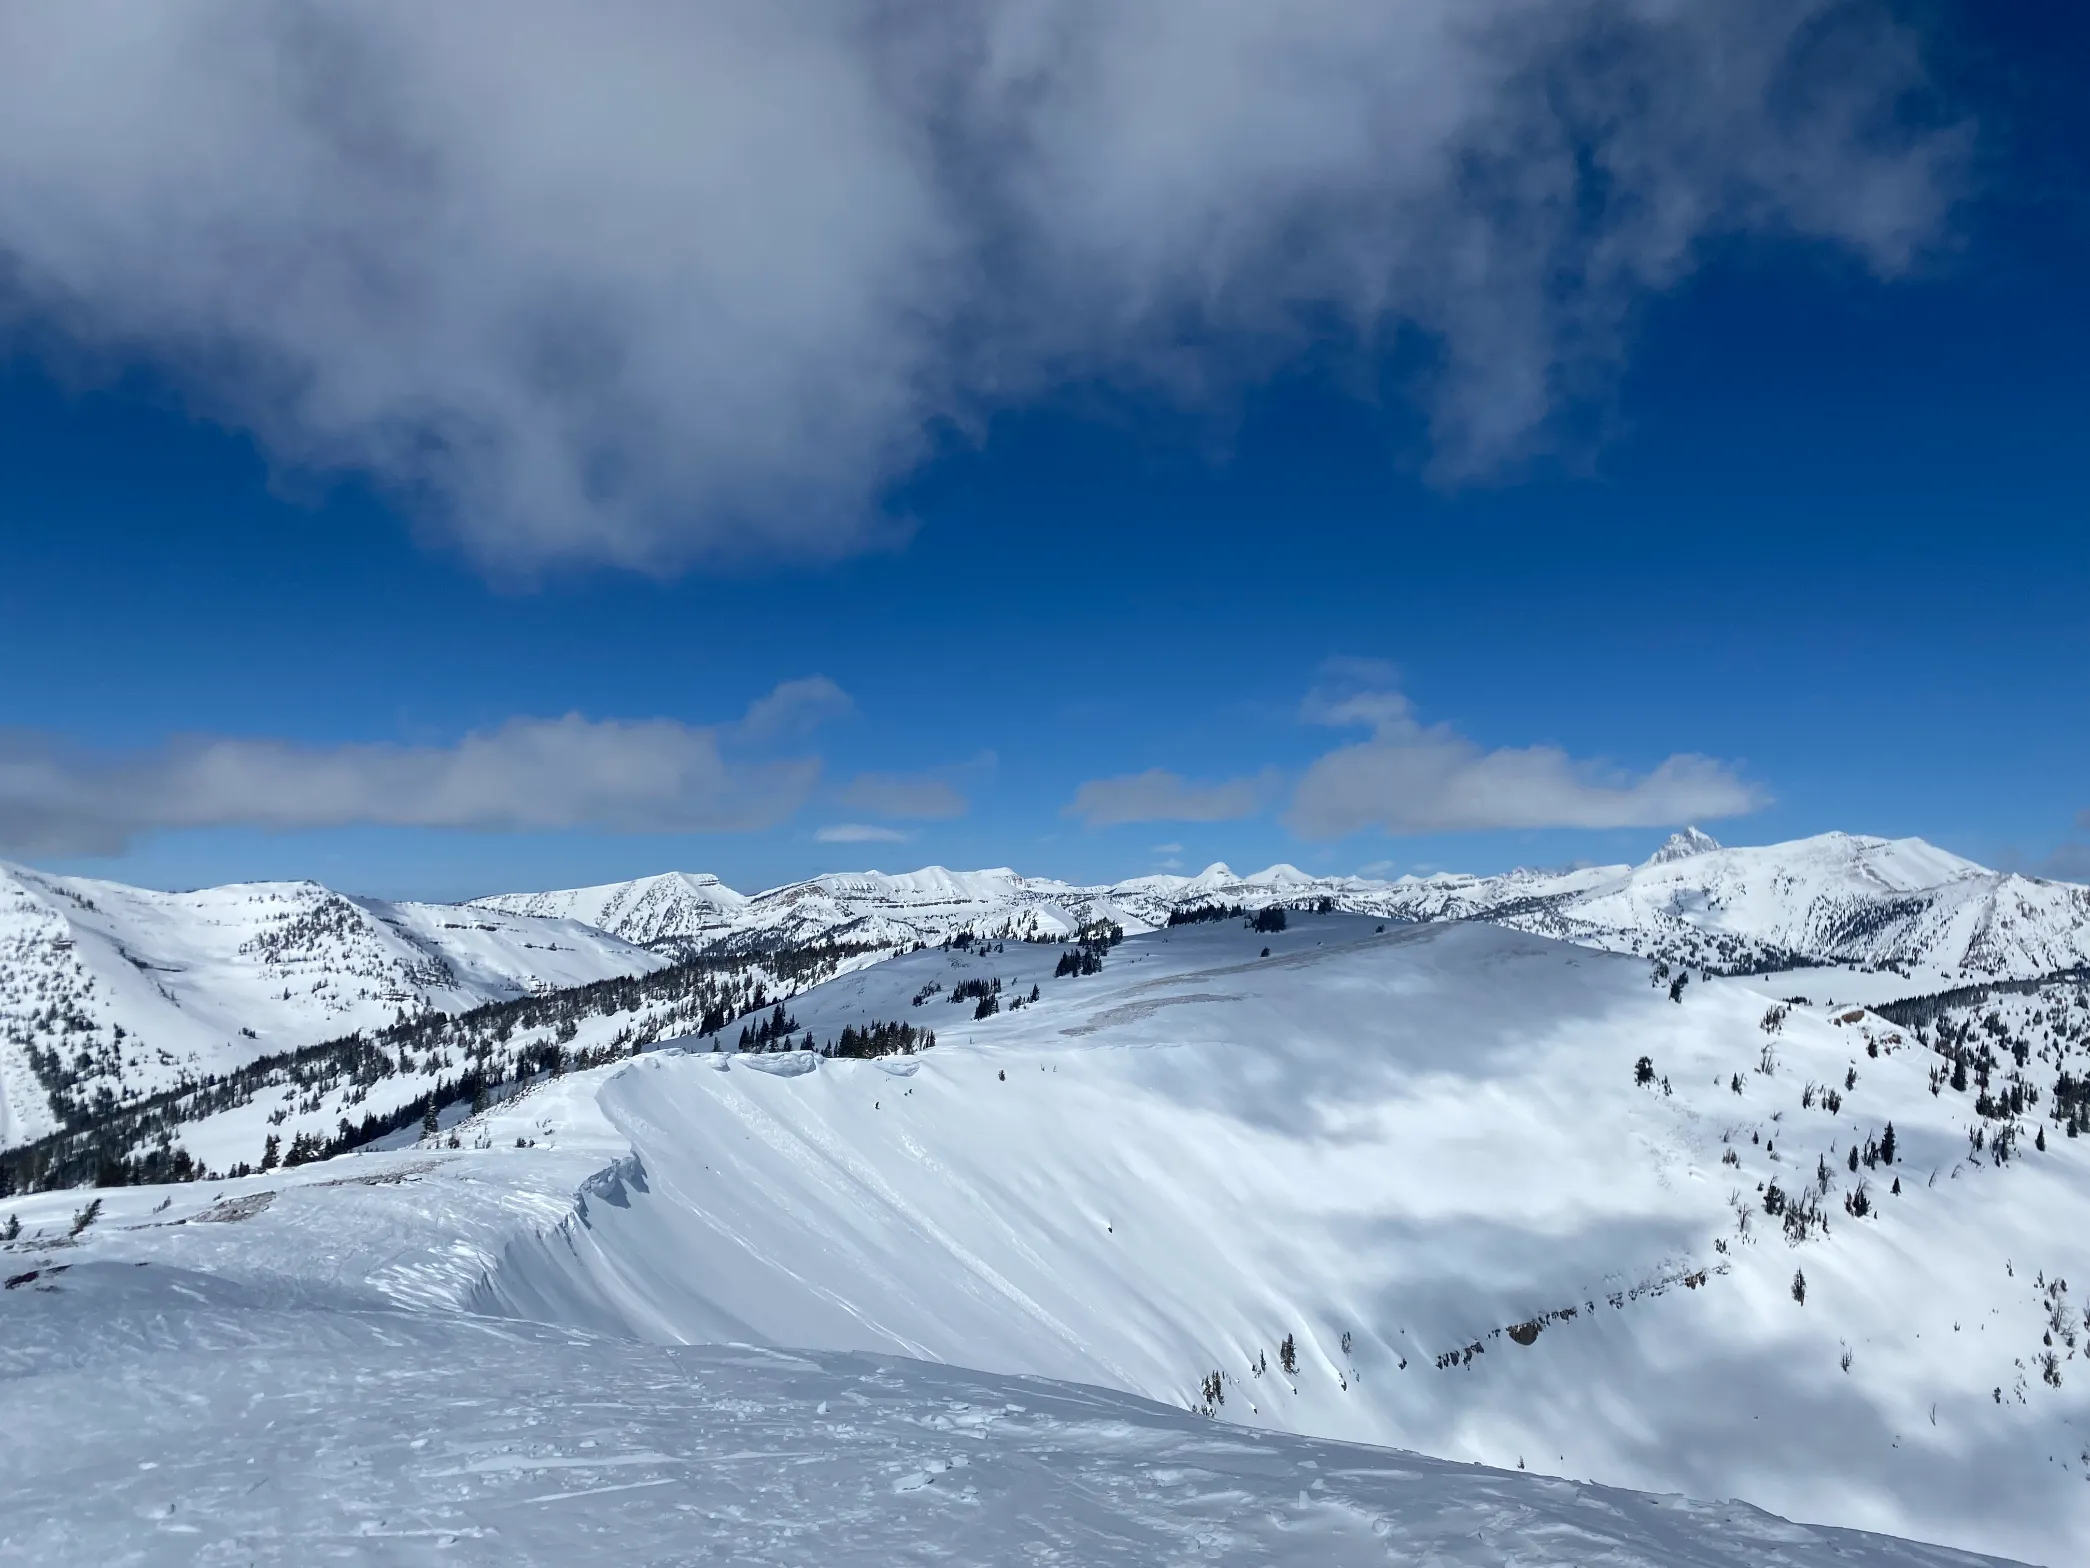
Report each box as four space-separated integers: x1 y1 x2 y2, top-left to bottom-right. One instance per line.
1066 672 1765 837
0 682 844 855
0 2 1963 571
1286 687 1766 838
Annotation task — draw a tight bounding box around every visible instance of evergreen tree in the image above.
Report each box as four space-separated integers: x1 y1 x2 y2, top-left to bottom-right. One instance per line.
1279 1333 1297 1375
1791 1268 1807 1305
261 1132 281 1171
1880 1121 1896 1164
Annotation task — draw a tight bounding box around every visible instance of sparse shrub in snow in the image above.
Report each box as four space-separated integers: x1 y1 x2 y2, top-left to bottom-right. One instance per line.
0 1213 18 1242
69 1197 101 1236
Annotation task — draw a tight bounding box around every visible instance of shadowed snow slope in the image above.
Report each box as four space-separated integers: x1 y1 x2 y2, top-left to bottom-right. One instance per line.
8 916 2080 1561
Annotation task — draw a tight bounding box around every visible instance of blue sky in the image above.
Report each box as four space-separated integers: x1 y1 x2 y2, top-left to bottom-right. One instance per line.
0 2 2084 900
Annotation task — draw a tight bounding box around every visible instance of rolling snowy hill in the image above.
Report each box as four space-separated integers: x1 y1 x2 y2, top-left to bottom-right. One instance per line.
0 861 666 1149
3 913 2079 1562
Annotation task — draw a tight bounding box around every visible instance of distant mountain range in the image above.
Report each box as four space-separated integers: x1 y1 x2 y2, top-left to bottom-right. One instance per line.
5 830 2086 1151
473 829 2090 986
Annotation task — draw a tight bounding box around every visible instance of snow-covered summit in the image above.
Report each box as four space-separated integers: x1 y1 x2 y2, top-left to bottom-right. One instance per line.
1645 825 1722 864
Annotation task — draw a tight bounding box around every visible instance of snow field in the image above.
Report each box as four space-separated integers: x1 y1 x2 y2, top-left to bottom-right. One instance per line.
0 1262 2010 1567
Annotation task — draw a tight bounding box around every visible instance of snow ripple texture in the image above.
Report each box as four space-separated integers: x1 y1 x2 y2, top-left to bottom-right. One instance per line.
0 1263 2012 1567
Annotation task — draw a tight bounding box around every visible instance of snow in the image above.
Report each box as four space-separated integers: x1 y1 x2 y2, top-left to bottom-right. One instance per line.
462 831 2090 991
0 1262 2010 1566
0 862 665 1148
6 915 2086 1562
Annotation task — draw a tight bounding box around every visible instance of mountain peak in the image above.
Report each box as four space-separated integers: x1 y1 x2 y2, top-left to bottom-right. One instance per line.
1644 827 1721 866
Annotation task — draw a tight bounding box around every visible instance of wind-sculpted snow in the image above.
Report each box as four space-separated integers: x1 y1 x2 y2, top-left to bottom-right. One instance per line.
0 1263 2012 1567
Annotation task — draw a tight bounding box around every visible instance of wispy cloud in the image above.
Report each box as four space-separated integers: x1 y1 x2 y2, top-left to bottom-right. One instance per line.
0 4 1963 572
1286 682 1766 839
1065 768 1281 828
837 772 967 821
814 822 912 844
0 680 843 854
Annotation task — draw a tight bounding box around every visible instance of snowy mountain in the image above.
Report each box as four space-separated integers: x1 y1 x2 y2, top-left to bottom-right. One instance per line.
0 861 665 1149
469 869 753 950
470 831 2090 988
8 830 2086 1157
4 913 2079 1562
1438 831 2090 986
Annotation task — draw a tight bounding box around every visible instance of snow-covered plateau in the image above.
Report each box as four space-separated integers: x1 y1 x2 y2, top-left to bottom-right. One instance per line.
4 911 2087 1564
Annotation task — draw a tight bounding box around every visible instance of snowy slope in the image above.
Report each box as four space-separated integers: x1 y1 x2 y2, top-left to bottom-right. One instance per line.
391 918 2081 1563
0 1261 2006 1567
468 831 2090 988
12 917 2077 1557
0 861 665 1149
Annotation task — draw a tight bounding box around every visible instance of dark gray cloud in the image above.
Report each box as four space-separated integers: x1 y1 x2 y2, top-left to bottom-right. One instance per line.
0 682 844 854
0 2 1964 572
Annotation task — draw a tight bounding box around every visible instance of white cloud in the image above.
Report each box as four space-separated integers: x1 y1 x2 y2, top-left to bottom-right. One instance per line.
739 677 854 741
1149 842 1184 854
1286 686 1766 839
0 3 1963 572
1066 768 1281 827
837 773 967 821
0 681 842 854
814 822 912 844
